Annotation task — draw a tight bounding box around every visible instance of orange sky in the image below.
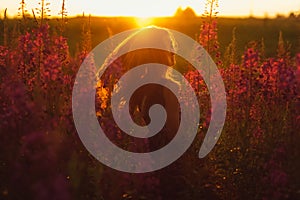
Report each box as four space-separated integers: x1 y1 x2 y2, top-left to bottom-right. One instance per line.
1 0 299 18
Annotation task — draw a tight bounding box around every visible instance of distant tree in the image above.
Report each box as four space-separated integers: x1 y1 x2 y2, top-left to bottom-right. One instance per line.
276 14 285 19
289 12 296 18
183 7 197 18
174 6 196 18
174 7 183 17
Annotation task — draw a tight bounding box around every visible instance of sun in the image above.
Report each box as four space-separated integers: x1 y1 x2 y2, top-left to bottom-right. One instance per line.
135 17 154 27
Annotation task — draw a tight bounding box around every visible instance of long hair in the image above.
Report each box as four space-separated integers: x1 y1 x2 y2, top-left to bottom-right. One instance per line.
100 26 179 83
96 26 181 151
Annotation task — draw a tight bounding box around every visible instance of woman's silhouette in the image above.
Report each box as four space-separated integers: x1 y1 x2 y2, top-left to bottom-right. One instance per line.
97 26 183 199
99 26 181 151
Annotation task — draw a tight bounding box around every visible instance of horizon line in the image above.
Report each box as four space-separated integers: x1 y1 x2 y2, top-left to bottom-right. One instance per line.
2 13 297 20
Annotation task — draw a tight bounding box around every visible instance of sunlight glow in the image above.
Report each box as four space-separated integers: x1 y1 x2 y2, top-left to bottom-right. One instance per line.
1 0 299 18
135 17 154 27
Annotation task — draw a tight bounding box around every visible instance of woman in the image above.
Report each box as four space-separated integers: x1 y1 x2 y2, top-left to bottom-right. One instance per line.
98 26 181 152
97 26 181 199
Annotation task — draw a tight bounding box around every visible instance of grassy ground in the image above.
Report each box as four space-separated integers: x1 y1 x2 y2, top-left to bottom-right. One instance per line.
1 16 299 58
65 17 300 57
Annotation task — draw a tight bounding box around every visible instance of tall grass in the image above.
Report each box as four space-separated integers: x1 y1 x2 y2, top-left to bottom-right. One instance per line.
0 0 299 199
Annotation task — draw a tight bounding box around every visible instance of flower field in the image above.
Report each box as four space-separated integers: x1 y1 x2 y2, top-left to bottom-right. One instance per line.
0 0 299 199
